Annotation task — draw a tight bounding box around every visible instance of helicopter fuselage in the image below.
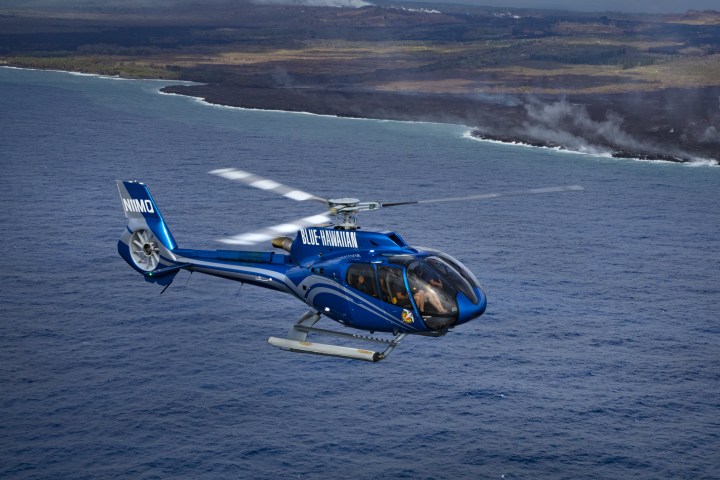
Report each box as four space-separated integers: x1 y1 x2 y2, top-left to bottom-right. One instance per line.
117 177 579 360
154 227 487 335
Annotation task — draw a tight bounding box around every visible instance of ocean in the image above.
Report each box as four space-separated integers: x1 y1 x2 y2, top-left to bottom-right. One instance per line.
1 67 718 479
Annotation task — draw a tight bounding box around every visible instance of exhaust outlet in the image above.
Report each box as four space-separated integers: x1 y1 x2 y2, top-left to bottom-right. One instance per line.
271 236 293 252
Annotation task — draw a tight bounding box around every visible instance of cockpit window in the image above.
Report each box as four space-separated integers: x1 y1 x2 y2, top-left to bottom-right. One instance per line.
424 256 479 304
421 249 482 290
377 261 460 331
433 252 482 288
406 261 458 317
346 264 379 299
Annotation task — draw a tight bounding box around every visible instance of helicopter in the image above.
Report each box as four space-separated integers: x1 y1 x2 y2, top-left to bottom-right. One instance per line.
117 169 582 361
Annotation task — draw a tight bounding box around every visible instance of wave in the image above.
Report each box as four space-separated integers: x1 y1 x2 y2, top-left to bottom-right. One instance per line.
158 90 335 118
682 158 719 167
2 65 126 80
1 65 197 85
158 88 457 129
161 90 379 120
462 130 612 157
462 130 718 168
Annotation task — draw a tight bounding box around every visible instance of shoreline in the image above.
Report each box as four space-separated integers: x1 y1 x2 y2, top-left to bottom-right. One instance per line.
462 132 719 167
467 132 717 165
167 83 719 167
4 66 717 166
0 65 197 85
163 82 719 167
3 2 719 167
162 83 720 166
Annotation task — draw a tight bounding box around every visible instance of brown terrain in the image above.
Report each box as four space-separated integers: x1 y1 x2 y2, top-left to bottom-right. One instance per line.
1 0 719 163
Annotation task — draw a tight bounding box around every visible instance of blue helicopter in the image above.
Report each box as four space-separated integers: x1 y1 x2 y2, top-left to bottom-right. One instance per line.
117 169 582 361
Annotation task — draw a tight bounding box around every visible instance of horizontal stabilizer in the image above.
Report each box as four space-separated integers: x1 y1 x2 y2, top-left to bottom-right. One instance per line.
268 337 381 362
143 263 191 278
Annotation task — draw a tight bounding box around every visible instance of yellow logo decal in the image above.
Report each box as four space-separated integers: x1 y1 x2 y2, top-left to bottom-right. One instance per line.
402 309 414 324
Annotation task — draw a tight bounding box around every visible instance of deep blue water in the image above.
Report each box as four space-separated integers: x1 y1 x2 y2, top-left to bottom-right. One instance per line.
1 67 719 479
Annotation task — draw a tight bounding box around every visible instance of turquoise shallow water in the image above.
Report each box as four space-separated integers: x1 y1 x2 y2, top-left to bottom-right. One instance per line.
1 67 719 479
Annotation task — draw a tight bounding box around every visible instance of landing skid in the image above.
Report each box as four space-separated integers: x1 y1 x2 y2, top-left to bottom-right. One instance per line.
268 311 407 362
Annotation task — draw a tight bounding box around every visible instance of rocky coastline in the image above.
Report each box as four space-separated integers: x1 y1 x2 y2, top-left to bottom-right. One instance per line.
162 83 720 165
3 1 719 166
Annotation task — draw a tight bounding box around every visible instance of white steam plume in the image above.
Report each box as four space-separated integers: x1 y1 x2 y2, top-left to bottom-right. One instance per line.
522 99 650 155
251 0 373 7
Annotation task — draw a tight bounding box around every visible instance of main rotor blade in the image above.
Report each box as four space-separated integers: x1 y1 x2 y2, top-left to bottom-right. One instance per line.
381 185 584 207
209 168 328 205
219 212 333 246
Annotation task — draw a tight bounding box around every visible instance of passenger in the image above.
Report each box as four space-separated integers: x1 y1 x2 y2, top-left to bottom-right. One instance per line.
354 274 374 296
393 289 411 308
388 270 411 308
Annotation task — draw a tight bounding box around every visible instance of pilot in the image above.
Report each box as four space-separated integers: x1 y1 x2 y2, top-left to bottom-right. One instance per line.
429 276 443 289
413 289 446 314
409 270 447 314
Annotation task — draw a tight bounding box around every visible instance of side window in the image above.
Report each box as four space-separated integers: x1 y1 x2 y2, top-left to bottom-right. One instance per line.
346 264 379 299
377 266 412 309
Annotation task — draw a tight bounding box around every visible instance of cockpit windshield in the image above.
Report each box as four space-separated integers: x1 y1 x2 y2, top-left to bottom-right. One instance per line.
353 254 481 331
417 250 483 292
406 261 457 316
423 256 479 305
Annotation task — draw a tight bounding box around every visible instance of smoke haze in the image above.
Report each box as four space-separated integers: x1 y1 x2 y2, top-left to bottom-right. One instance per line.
521 99 648 155
399 0 720 14
251 0 372 7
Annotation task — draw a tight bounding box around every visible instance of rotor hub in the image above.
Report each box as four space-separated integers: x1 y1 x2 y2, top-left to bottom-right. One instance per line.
129 229 161 271
326 198 382 230
328 198 360 208
328 198 361 230
143 243 155 256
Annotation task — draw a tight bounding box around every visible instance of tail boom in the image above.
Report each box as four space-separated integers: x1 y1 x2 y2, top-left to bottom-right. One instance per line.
116 180 296 292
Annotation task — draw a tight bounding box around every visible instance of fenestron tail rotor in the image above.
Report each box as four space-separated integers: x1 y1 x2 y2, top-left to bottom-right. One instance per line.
129 229 161 271
209 167 583 246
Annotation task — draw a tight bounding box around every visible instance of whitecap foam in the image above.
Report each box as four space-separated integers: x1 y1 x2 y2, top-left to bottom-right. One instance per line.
162 88 459 129
462 129 719 167
1 65 196 85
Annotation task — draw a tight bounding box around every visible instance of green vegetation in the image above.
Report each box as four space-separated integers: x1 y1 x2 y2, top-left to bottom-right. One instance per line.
4 55 182 79
1 3 718 94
